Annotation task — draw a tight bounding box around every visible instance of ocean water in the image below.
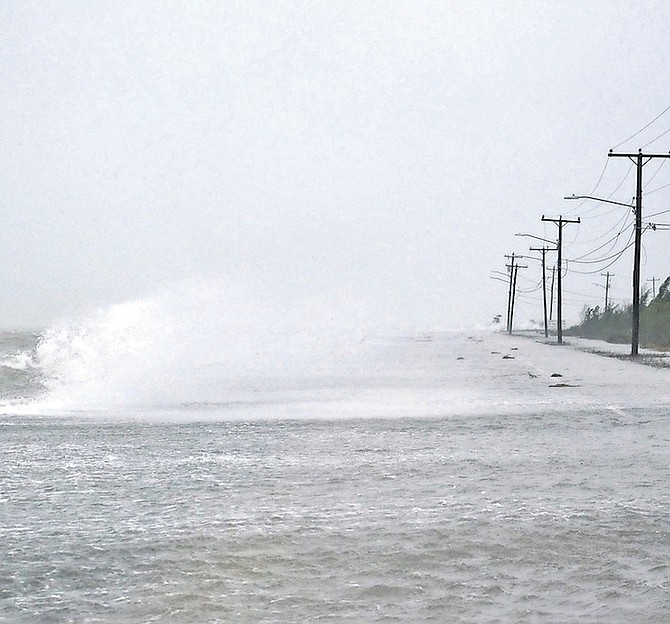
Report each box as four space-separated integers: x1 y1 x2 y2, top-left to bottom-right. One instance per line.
1 305 670 622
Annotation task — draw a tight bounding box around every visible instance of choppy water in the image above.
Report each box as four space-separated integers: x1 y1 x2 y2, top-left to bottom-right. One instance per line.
1 325 670 622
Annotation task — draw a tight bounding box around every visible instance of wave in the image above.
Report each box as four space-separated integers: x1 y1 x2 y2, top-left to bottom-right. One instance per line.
0 331 43 404
1 280 371 414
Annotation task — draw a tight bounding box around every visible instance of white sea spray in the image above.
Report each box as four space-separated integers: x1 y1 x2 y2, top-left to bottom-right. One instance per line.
32 279 371 411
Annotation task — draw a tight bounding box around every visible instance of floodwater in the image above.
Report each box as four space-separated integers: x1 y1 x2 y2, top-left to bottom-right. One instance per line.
1 330 669 622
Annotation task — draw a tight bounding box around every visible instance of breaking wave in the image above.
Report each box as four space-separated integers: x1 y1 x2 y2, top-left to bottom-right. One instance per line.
6 280 370 413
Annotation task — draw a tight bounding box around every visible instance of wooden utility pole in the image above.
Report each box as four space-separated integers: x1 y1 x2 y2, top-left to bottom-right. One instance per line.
509 262 527 334
647 276 659 299
541 215 580 344
608 149 670 355
530 246 557 338
601 272 613 311
549 265 555 321
505 254 516 333
505 254 526 334
511 262 519 333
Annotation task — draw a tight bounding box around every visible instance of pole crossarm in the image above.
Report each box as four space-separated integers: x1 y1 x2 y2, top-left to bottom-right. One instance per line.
608 149 670 159
540 216 581 225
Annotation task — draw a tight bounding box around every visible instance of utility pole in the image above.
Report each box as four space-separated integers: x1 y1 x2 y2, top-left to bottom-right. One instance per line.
511 262 522 333
530 246 557 338
509 262 527 334
549 265 555 321
505 254 516 333
647 276 659 299
601 272 613 311
541 215 580 344
608 149 670 355
505 254 526 334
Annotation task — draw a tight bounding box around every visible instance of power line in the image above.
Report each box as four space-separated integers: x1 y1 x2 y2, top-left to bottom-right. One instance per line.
569 165 635 221
569 219 634 263
563 289 601 298
568 234 636 275
610 104 670 150
605 163 635 198
643 158 668 188
588 158 610 195
646 208 670 219
642 125 670 149
569 207 633 249
563 159 611 216
646 180 670 195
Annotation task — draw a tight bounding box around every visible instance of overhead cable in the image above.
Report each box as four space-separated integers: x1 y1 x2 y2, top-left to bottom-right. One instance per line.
610 104 670 150
646 180 670 195
569 236 637 275
642 125 670 149
569 221 633 262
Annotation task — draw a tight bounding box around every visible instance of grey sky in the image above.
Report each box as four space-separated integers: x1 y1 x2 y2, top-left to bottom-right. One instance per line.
1 1 669 330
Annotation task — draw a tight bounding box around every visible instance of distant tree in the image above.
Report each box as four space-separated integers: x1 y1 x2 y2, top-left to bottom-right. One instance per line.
656 276 670 302
583 305 601 321
641 276 670 346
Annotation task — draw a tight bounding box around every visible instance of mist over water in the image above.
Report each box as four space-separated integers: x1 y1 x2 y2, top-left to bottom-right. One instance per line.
0 280 548 419
3 280 668 421
11 279 372 414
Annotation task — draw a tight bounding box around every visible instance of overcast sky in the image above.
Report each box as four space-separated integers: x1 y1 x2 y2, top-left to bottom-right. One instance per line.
1 1 670 331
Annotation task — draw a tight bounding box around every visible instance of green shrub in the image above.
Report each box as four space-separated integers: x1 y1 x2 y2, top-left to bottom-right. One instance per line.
567 278 670 349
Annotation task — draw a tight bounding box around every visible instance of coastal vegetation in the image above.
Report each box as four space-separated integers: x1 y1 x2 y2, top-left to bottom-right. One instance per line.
567 276 670 349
